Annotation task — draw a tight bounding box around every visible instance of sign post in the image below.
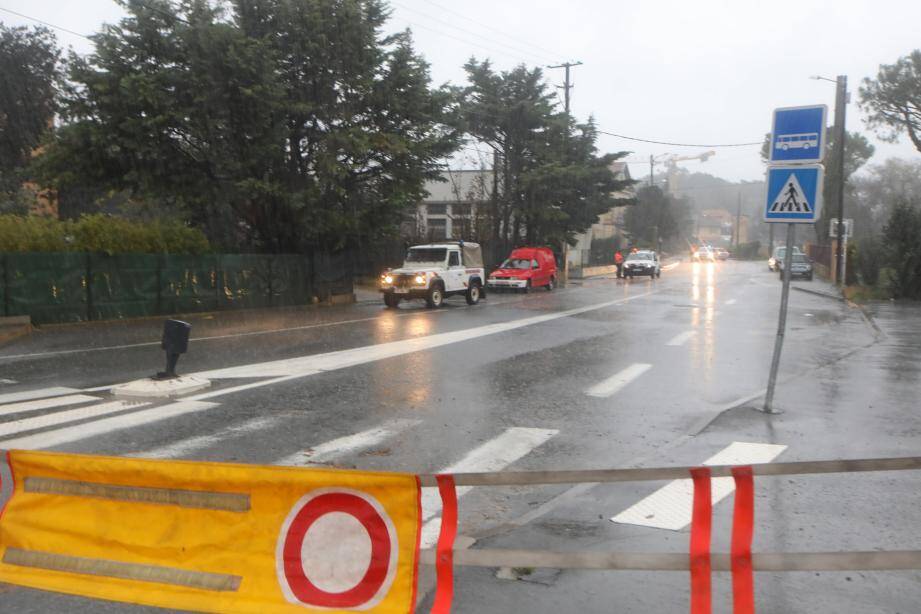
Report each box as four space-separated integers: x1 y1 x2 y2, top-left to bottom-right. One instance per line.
762 105 826 414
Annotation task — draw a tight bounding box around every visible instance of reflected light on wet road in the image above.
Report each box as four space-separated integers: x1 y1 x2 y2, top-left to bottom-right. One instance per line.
691 262 701 302
371 311 432 408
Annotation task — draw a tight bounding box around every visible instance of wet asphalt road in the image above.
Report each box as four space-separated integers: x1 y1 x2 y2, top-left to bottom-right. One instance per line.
0 260 919 613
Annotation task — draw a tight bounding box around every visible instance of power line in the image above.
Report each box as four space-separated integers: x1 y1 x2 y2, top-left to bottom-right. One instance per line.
0 6 92 40
389 1 556 65
390 14 546 65
599 130 762 148
421 0 563 61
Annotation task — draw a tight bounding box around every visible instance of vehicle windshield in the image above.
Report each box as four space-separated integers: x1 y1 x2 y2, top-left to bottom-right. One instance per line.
405 248 447 263
792 254 809 263
500 258 531 269
627 253 653 261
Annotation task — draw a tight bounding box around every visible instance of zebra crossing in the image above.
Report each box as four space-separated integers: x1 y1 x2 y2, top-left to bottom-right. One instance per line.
0 386 560 542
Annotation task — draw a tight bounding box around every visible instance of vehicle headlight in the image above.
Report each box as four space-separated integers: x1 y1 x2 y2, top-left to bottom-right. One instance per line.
383 274 393 284
414 275 426 284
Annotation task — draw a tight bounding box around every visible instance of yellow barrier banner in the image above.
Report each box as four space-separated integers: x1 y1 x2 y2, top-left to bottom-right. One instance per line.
0 450 421 613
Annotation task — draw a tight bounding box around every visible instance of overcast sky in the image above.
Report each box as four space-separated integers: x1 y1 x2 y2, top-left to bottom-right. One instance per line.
4 0 920 182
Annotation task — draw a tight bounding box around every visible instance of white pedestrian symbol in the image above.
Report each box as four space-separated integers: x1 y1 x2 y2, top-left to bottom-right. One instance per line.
769 173 811 213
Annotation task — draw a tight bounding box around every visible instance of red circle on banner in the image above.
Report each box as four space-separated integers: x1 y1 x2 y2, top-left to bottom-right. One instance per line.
278 491 394 609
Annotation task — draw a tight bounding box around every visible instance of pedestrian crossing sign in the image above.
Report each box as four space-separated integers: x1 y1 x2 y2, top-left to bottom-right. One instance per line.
764 164 823 223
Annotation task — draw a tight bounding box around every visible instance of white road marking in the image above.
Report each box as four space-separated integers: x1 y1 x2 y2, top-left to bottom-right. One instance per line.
192 292 656 380
585 363 652 398
420 427 558 547
665 331 697 347
134 415 284 459
0 379 17 385
0 400 218 449
275 419 422 466
610 441 787 531
661 262 681 272
0 394 100 418
0 387 82 405
0 311 455 362
0 400 149 439
725 299 737 305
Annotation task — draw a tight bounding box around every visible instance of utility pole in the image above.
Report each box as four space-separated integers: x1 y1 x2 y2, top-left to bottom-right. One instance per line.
548 61 583 115
735 192 742 250
548 61 582 286
831 75 848 285
649 154 654 187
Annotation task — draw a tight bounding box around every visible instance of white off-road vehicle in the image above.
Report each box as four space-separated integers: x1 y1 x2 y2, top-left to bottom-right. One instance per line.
380 242 486 308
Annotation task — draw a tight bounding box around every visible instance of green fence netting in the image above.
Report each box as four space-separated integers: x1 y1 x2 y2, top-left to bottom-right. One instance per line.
1 251 349 325
5 253 88 323
90 254 160 321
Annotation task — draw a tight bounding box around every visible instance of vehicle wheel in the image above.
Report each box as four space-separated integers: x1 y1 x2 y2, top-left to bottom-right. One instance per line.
465 282 481 305
546 276 556 291
656 270 661 278
425 283 444 308
807 273 813 281
383 293 399 309
522 279 531 294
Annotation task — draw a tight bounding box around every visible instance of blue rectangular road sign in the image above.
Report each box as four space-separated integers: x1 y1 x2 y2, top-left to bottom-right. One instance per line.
769 105 827 164
764 164 824 223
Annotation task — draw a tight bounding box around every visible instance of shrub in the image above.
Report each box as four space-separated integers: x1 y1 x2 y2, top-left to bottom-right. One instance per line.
856 236 882 286
882 201 921 299
0 214 210 254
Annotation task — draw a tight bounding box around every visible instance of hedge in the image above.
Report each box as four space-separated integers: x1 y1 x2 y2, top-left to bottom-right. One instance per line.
0 214 210 255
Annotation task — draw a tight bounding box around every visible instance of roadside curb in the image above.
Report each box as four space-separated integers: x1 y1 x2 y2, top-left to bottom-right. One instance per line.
0 317 32 347
792 286 844 301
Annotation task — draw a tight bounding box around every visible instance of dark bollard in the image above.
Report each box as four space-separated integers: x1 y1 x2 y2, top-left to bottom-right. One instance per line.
156 319 191 380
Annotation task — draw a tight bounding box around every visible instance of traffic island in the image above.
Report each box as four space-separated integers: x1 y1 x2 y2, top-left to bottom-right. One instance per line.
112 375 211 398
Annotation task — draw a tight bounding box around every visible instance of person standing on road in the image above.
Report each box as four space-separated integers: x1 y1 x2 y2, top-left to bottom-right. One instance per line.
614 250 624 279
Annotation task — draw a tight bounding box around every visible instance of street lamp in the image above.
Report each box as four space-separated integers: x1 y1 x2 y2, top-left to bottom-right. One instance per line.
810 74 848 285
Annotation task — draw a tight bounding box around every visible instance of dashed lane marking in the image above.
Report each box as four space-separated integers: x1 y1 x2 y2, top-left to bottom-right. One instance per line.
725 298 737 305
610 441 787 530
665 331 697 347
419 427 558 547
0 394 100 418
133 415 285 459
0 401 218 450
0 400 149 439
585 363 652 398
0 387 82 405
275 419 423 467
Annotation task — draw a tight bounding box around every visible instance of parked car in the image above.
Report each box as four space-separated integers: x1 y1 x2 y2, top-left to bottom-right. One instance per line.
692 245 716 262
624 250 661 279
487 247 557 292
778 253 814 281
768 246 804 271
716 248 730 260
380 242 486 308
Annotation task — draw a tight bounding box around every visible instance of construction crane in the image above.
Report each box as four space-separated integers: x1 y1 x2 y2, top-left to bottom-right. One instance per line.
647 151 716 195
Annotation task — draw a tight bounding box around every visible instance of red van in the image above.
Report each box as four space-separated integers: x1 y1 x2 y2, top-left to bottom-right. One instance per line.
487 247 558 292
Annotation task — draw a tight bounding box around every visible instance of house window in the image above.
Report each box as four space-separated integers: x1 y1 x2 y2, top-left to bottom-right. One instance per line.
427 204 447 215
452 204 471 217
427 218 447 240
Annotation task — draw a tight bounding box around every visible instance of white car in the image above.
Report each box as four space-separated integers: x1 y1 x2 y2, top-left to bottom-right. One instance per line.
623 250 661 279
380 242 486 308
768 246 804 272
693 246 716 262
